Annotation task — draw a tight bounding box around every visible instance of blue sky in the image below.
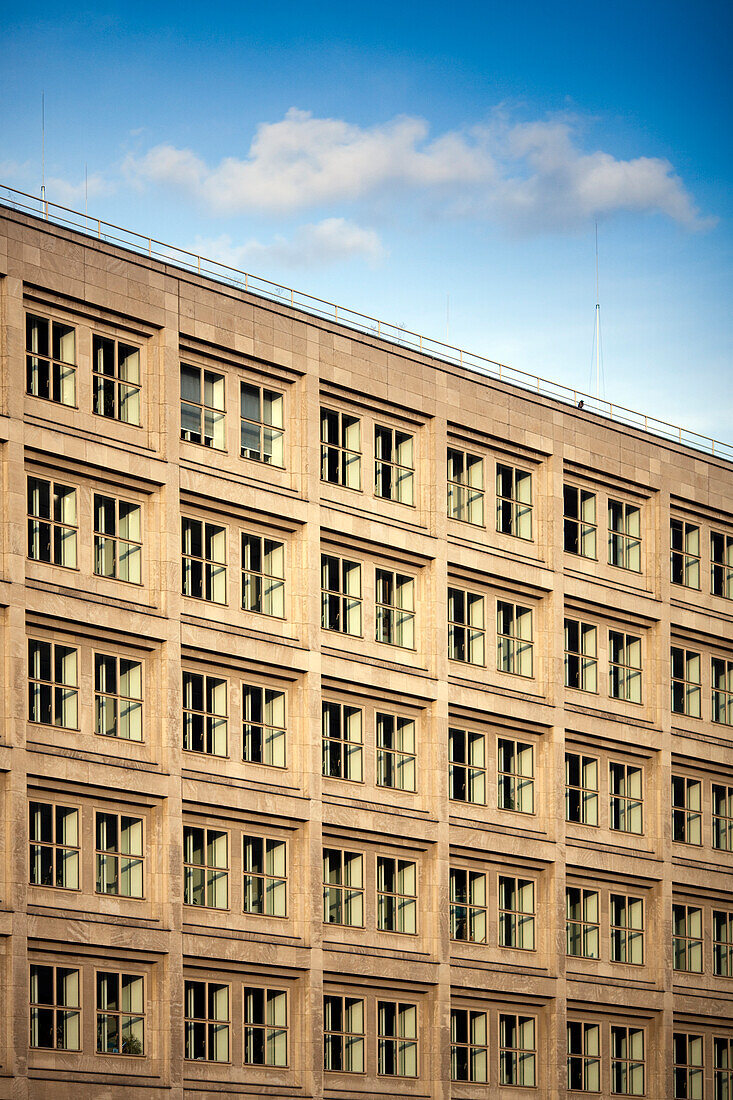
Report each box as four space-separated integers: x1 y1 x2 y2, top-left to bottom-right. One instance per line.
2 0 731 439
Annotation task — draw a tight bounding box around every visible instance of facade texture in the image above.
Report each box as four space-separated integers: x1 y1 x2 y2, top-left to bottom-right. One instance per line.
0 202 732 1099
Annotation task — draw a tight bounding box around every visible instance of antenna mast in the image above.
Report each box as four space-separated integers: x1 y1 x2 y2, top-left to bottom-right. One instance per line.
594 222 601 400
41 92 46 208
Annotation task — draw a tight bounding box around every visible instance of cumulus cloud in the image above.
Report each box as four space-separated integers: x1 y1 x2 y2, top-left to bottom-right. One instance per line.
45 173 113 207
195 217 386 269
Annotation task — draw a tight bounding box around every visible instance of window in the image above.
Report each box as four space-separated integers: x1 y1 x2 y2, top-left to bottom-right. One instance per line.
243 987 288 1066
377 856 417 934
713 910 733 977
611 1026 645 1096
673 1033 704 1100
321 408 360 489
712 657 733 726
93 335 141 425
182 518 226 603
447 447 484 525
671 647 701 717
499 1014 536 1087
180 364 225 449
96 972 144 1055
564 485 597 558
28 639 78 728
673 904 703 972
610 894 644 965
451 1008 487 1083
376 712 416 791
671 520 700 589
94 494 142 584
565 753 599 826
450 868 486 943
564 619 597 692
243 835 286 918
321 554 362 635
497 738 534 814
375 569 415 648
26 313 76 405
378 1001 417 1077
322 702 363 782
29 801 79 889
608 500 641 572
568 1021 601 1093
27 476 77 568
96 812 144 898
497 601 533 678
323 848 364 927
566 887 599 958
243 684 286 768
95 654 143 741
185 980 229 1062
609 631 642 703
496 463 532 539
715 1038 733 1100
448 587 485 665
183 672 228 757
324 995 364 1073
713 785 733 851
241 381 283 465
711 531 733 599
241 533 284 617
449 727 486 804
183 826 228 909
375 425 414 504
672 777 702 845
498 876 535 950
610 762 643 834
30 964 80 1050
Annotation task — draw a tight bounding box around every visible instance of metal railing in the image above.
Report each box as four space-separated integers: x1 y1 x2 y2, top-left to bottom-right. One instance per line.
2 183 731 461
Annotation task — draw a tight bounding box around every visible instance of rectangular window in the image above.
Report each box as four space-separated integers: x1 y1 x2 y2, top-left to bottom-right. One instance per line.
242 684 286 768
498 876 535 950
26 313 76 405
183 672 228 757
184 980 230 1062
609 631 642 703
95 654 143 741
497 601 533 678
375 569 415 648
30 964 80 1050
565 753 599 826
448 587 485 665
324 995 364 1073
183 826 228 909
323 848 364 927
712 657 733 725
96 812 144 898
565 619 597 692
451 1008 488 1083
449 727 486 804
673 904 703 972
243 987 288 1066
241 381 283 466
96 971 145 1055
322 701 363 782
321 408 361 489
713 910 733 977
27 476 77 568
241 533 285 617
321 554 362 635
715 1038 733 1100
499 1014 536 1087
673 1033 704 1100
447 447 484 525
671 647 701 717
611 1026 645 1095
672 776 702 845
377 856 417 934
28 639 78 728
243 835 286 918
181 363 225 449
29 801 79 889
564 485 597 558
713 784 733 851
498 738 534 814
378 1001 418 1077
496 463 532 540
450 868 487 943
93 335 141 425
671 520 700 589
566 887 599 958
610 762 643 834
182 518 227 603
608 500 641 572
610 894 644 965
94 494 142 584
711 531 733 599
568 1021 601 1093
375 425 414 504
376 712 416 791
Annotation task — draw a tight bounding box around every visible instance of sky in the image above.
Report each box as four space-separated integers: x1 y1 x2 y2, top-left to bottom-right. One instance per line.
1 0 731 441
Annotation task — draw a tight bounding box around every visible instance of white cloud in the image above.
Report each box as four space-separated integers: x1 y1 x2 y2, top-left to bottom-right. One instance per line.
194 217 386 269
45 173 112 207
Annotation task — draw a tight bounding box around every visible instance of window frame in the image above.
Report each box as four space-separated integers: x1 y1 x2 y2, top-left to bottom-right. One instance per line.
181 516 228 605
375 567 416 649
322 847 365 928
377 999 419 1078
448 586 486 666
564 618 598 694
321 553 363 636
449 725 486 805
322 700 364 783
95 810 145 900
563 484 597 559
95 968 146 1057
608 630 642 704
447 446 484 526
712 656 733 726
450 866 487 944
376 854 418 935
609 893 645 966
673 902 704 973
496 600 534 679
242 681 287 769
27 474 78 570
27 637 79 730
498 874 536 952
240 379 284 467
567 1019 601 1094
673 1032 704 1100
713 909 733 978
93 650 144 742
670 518 701 589
92 333 142 427
565 752 599 827
609 761 644 835
713 783 733 852
376 711 417 793
180 362 226 450
93 492 143 586
242 833 287 919
711 530 733 600
182 670 229 758
182 824 229 911
566 886 600 959
320 406 362 490
608 499 642 573
610 1024 645 1096
323 993 366 1075
671 646 702 718
29 962 82 1051
499 1012 537 1088
242 984 289 1068
374 424 415 506
495 461 533 541
25 311 77 407
671 775 702 846
28 799 81 891
184 978 231 1063
450 1007 488 1084
497 736 535 815
241 531 286 618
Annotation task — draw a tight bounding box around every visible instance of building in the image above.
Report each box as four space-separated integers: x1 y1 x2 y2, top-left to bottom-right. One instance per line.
0 193 731 1100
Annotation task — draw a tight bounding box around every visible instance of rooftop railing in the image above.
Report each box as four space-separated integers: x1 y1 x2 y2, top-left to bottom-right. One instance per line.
2 183 731 462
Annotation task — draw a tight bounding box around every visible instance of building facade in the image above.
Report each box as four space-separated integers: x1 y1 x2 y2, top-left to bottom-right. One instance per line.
0 200 731 1099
